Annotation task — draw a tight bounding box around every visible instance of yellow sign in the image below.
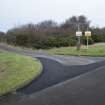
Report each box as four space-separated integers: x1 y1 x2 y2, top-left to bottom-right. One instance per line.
85 31 91 37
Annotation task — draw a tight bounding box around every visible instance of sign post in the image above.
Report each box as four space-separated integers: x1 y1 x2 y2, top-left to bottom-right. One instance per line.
85 31 92 49
76 31 82 50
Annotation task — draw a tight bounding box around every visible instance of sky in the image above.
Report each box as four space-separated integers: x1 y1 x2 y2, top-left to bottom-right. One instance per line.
0 0 105 32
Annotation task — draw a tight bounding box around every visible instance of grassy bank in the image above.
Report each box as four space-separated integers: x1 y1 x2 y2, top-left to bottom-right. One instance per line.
1 42 105 57
43 44 105 56
0 52 42 95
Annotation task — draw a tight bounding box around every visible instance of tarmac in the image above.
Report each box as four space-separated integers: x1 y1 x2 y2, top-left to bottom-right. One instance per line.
0 44 105 105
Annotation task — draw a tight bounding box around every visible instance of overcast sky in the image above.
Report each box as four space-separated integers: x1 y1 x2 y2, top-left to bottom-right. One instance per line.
0 0 105 32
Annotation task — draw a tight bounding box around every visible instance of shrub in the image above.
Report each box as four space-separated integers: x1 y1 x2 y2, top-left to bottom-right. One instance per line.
92 34 105 42
82 36 94 45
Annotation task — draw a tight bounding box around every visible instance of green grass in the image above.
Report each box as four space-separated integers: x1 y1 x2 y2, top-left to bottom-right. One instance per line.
43 44 105 56
1 42 105 57
0 52 42 95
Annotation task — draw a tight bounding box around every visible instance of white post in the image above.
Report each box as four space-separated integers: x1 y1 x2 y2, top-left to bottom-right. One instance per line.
85 31 91 50
87 36 89 49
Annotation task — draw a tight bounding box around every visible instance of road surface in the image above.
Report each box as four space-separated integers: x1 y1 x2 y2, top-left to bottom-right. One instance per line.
0 44 105 105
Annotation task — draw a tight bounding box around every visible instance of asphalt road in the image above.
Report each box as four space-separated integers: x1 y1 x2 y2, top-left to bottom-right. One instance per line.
18 64 105 105
1 57 105 105
17 57 105 95
1 44 105 105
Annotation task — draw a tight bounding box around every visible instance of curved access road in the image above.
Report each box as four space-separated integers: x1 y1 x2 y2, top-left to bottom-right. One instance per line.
1 44 105 105
17 57 105 95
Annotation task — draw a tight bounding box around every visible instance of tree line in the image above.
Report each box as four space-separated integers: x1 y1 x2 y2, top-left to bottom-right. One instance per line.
0 15 105 49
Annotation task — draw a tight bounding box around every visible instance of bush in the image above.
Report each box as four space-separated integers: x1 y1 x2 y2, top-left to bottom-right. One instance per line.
6 23 105 49
82 36 94 45
92 34 105 42
44 35 77 48
15 35 29 47
5 30 77 49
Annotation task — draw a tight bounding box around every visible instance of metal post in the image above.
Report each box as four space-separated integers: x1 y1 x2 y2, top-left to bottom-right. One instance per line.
86 26 89 49
76 24 81 50
78 24 80 31
77 36 81 50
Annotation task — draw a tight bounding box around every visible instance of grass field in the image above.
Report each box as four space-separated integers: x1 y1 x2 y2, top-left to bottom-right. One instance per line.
0 52 42 95
43 44 105 56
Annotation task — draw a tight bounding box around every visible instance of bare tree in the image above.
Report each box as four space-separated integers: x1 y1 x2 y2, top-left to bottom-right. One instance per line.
37 20 58 29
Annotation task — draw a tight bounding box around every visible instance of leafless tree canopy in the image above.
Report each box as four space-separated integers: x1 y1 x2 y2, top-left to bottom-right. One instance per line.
0 15 105 49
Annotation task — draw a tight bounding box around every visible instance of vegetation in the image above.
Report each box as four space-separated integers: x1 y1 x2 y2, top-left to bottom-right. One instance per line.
0 52 42 95
0 15 105 49
43 44 105 56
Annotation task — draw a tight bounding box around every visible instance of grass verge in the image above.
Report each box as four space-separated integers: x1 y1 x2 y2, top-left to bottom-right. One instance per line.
42 44 105 56
0 52 42 96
